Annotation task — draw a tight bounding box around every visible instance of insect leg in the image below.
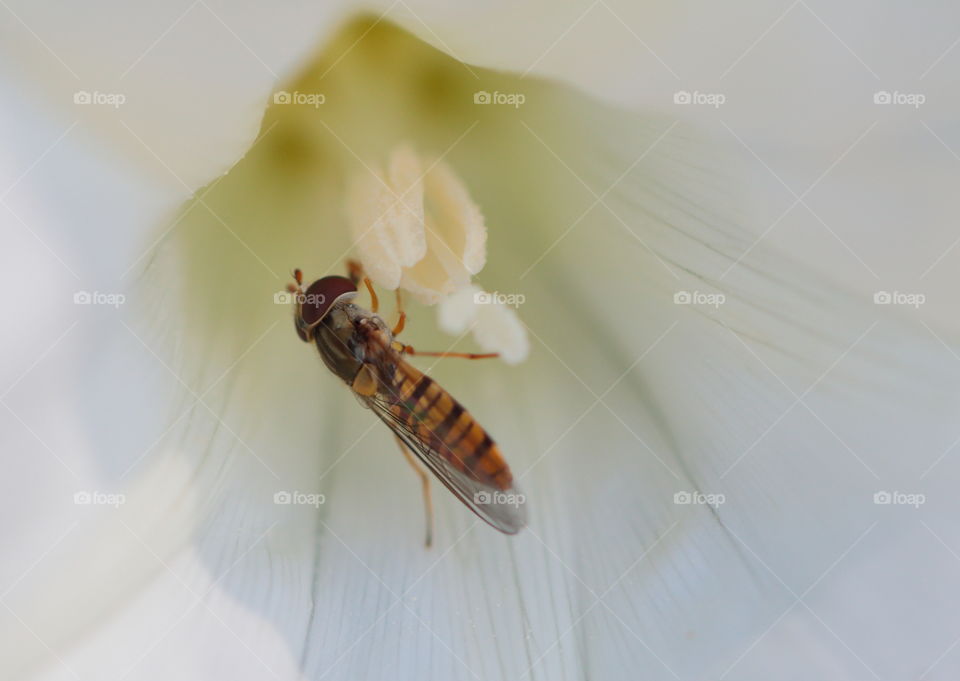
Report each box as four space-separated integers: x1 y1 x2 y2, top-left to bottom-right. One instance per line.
395 434 434 548
363 278 379 313
392 289 406 336
400 345 499 360
346 259 379 312
346 259 364 286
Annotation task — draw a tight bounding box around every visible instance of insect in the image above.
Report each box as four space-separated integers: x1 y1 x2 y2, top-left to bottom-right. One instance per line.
287 262 526 546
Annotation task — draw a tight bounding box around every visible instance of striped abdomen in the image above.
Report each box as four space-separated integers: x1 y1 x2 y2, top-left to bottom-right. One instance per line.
388 362 513 490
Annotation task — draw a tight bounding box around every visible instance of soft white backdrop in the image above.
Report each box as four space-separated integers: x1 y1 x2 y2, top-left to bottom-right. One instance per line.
2 2 960 680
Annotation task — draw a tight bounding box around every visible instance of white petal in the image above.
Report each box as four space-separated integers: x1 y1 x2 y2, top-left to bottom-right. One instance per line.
392 0 960 142
0 1 350 192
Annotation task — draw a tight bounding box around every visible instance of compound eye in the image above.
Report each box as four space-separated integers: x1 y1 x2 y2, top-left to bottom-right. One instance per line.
294 317 309 342
300 276 357 328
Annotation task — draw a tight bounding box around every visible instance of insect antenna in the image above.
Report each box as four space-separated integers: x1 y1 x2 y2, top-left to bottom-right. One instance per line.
288 268 305 295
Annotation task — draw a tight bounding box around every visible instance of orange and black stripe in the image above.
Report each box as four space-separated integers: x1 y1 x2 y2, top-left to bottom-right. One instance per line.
387 361 513 490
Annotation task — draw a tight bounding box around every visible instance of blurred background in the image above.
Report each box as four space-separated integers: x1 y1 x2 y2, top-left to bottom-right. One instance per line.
2 2 960 680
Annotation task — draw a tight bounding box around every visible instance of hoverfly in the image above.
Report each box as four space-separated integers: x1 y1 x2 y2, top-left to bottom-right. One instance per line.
287 263 526 545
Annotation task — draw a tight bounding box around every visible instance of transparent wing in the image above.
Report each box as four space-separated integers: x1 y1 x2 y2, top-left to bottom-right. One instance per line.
364 393 527 535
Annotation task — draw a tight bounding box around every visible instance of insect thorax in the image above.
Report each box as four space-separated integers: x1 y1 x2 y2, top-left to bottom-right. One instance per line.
314 303 392 385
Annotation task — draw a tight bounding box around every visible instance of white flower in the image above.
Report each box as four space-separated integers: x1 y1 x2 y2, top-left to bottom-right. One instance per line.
346 143 528 362
2 5 960 681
